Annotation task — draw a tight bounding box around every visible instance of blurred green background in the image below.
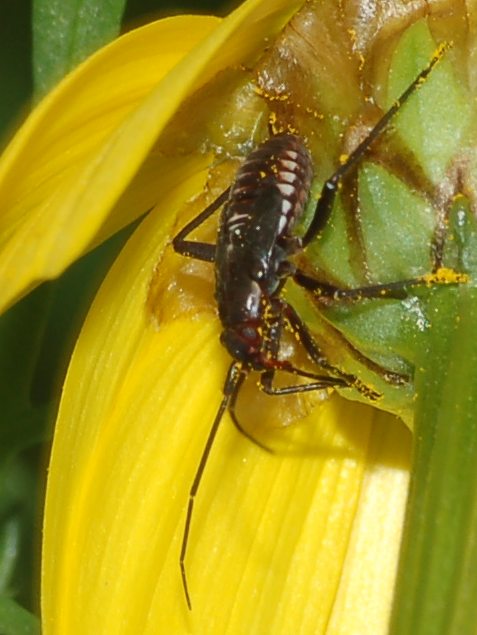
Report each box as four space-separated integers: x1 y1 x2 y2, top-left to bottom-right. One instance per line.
0 1 233 633
0 0 235 142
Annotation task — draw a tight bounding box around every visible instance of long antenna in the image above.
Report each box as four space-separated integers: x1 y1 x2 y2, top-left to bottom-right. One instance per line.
180 362 243 610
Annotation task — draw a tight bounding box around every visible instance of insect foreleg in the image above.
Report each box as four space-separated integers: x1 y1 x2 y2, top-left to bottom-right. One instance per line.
260 369 347 395
259 298 348 393
283 302 380 401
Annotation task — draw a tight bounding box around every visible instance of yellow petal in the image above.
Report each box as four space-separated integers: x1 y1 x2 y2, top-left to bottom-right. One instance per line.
327 420 411 634
43 166 411 633
0 15 217 312
0 0 304 313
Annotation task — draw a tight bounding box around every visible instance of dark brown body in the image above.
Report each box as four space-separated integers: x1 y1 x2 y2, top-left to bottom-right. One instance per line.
215 134 313 368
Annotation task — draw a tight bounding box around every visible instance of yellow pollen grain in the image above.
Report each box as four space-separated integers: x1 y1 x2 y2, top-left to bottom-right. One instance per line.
435 40 452 59
421 267 469 285
268 111 284 136
252 83 265 97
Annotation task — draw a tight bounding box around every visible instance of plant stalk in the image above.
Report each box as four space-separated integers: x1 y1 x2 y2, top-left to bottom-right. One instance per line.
389 286 477 635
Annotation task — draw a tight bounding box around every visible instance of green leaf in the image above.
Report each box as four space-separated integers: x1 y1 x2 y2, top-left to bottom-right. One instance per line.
0 453 40 614
0 1 32 142
0 517 20 595
0 285 53 465
0 286 51 409
0 596 40 635
32 0 128 97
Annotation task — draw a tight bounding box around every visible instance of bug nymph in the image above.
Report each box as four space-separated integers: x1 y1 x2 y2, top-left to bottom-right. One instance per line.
172 45 452 610
216 134 313 369
173 132 357 611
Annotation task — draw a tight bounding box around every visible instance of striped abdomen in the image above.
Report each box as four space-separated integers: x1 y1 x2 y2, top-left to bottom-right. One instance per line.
221 134 314 247
215 134 314 331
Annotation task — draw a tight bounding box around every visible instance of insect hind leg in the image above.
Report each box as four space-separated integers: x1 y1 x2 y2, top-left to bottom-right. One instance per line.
259 367 347 396
302 42 450 247
293 268 467 302
172 187 230 262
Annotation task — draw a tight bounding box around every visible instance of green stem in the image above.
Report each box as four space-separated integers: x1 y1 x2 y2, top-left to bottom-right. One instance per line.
389 287 477 635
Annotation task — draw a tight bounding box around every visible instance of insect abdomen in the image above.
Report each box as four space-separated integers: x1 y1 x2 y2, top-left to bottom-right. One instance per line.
222 134 314 243
215 134 314 331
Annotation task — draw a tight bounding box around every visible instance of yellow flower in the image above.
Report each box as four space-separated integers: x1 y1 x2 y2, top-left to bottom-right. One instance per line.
0 0 433 633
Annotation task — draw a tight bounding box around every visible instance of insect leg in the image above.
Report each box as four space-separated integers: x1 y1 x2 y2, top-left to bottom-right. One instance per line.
259 302 348 394
294 268 467 301
283 301 381 401
172 187 230 262
302 44 449 246
228 307 342 448
260 368 347 395
180 360 242 610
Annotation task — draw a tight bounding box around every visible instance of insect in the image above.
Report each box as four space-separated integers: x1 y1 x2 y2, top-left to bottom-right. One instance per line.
173 45 451 610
